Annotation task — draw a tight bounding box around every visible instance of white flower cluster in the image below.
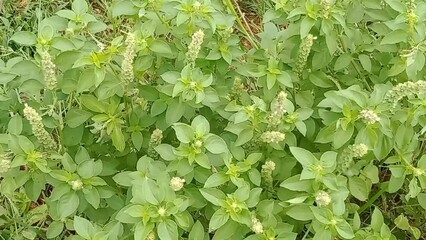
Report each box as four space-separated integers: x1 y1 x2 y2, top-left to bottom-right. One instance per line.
41 50 57 90
295 34 316 76
251 216 264 234
262 160 276 172
185 30 205 66
121 33 137 86
148 129 163 159
260 131 286 143
69 179 83 190
385 81 426 107
23 104 57 151
261 160 276 189
359 109 380 124
351 143 368 158
158 207 166 216
320 0 331 18
315 190 331 206
268 91 287 127
0 158 11 173
147 232 156 240
169 177 185 191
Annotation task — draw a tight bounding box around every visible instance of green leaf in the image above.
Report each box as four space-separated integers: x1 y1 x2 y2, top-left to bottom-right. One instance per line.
112 127 125 152
358 54 372 72
348 176 370 201
61 153 77 172
199 188 226 206
381 29 407 45
333 125 354 149
289 147 317 167
8 115 23 135
111 1 139 17
205 135 228 154
235 129 253 146
157 219 178 240
113 171 133 187
80 95 107 113
77 68 96 93
191 115 210 135
173 123 194 143
417 193 426 210
189 221 205 240
74 216 94 239
150 40 173 56
174 211 193 231
66 109 92 128
72 0 89 14
335 221 355 239
151 100 167 116
371 207 384 232
47 221 64 239
194 153 210 169
300 17 316 38
204 172 229 188
128 132 142 151
155 144 176 161
209 208 229 231
334 53 352 71
59 192 80 219
134 222 154 240
286 205 313 221
280 175 312 191
246 188 262 208
166 101 185 125
84 187 100 209
11 31 37 46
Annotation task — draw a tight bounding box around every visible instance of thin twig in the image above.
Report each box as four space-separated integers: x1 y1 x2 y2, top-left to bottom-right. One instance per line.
224 0 259 49
232 0 257 41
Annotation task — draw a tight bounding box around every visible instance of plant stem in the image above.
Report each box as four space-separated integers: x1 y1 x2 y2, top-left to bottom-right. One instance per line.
224 0 259 49
358 182 388 214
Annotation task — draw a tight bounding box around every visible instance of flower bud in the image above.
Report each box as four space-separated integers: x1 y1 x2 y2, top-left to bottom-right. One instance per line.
69 179 83 190
351 143 368 158
193 140 203 148
0 153 12 173
148 129 163 159
227 77 245 102
147 232 156 240
169 177 185 191
251 217 264 234
315 190 332 206
193 1 201 11
262 160 276 172
157 207 166 216
359 109 380 124
260 131 286 143
413 167 425 177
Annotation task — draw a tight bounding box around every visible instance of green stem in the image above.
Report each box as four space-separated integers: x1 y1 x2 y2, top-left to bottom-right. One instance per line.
301 225 311 240
224 0 259 49
152 6 171 29
358 182 388 214
337 37 372 91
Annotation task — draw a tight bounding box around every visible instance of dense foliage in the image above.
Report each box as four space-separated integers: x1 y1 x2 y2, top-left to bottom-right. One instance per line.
1 0 426 239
